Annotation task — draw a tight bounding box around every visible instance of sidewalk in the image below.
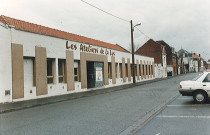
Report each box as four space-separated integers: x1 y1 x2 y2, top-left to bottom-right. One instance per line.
0 78 166 114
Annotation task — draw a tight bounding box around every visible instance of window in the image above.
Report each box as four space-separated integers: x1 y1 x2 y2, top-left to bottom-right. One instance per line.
47 58 55 84
119 63 122 78
139 64 141 77
151 65 153 75
146 65 148 75
135 64 137 76
115 63 118 78
142 64 145 76
149 64 151 75
203 73 210 82
125 64 128 77
74 61 80 81
108 62 112 79
58 59 66 83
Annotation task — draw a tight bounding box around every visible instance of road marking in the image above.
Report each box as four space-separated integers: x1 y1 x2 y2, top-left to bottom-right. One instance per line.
157 116 210 119
167 104 210 107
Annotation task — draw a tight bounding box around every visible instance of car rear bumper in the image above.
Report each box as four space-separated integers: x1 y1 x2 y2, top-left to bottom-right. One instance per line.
179 89 194 96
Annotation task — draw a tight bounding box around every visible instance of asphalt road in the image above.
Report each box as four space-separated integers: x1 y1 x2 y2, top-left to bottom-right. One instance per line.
0 73 199 135
135 95 210 135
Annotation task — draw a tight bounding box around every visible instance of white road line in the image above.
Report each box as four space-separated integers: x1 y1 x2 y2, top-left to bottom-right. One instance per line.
167 104 210 107
157 116 210 119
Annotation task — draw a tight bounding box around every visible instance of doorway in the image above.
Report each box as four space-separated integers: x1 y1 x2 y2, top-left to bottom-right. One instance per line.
86 61 104 88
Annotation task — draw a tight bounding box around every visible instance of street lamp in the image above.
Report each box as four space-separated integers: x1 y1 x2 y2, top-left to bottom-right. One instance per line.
130 20 141 84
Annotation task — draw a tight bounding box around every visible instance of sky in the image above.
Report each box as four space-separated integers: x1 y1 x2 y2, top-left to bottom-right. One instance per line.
1 0 210 60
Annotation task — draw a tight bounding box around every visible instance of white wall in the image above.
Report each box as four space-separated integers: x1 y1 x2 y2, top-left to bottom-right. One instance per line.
0 24 12 103
193 60 198 72
162 54 167 78
0 28 154 103
183 57 189 65
155 64 164 78
189 58 194 72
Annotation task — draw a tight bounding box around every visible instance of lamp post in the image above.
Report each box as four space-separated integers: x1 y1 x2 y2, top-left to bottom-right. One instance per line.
130 20 141 84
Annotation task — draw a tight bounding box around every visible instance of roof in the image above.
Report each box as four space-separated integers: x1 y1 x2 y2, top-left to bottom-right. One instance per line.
0 15 128 52
177 49 192 57
156 40 170 47
192 53 199 59
138 39 164 48
135 39 166 54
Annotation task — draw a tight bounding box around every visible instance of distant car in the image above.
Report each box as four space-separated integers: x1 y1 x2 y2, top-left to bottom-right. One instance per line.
179 71 210 103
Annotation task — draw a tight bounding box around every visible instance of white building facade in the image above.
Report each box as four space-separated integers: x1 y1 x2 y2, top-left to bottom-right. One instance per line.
0 15 155 103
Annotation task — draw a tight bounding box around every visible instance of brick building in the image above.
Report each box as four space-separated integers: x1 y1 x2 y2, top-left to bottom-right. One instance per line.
156 40 177 76
135 39 167 78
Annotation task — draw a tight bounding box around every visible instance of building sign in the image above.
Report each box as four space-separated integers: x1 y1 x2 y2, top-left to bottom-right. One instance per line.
66 41 115 56
96 67 103 82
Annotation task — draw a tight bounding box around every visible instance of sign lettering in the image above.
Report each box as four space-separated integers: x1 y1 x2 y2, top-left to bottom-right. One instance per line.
66 41 115 56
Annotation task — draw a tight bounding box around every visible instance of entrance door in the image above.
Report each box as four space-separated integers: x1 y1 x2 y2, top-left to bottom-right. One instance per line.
87 61 95 88
87 61 104 89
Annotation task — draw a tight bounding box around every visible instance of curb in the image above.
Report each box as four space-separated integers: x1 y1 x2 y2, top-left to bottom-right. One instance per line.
0 76 178 114
119 92 180 135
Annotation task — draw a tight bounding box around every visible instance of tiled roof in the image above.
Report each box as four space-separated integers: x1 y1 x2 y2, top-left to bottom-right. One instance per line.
0 15 128 52
192 53 199 58
0 17 5 24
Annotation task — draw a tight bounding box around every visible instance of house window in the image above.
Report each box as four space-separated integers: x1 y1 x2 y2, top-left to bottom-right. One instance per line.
108 62 112 79
115 63 118 78
74 61 80 81
135 64 137 76
125 64 128 77
130 64 133 77
149 64 151 75
139 64 141 77
119 63 122 78
47 58 55 84
58 59 66 83
146 65 148 75
151 65 153 75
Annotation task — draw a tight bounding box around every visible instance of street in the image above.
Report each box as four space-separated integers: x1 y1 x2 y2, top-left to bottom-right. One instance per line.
0 73 200 135
135 95 210 135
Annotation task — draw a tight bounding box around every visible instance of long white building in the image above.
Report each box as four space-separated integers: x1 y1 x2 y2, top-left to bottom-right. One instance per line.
0 15 155 103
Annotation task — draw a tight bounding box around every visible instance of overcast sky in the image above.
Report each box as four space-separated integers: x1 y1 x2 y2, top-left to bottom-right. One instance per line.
1 0 210 60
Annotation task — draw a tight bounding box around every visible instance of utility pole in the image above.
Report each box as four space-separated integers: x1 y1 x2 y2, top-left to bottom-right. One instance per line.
130 20 136 84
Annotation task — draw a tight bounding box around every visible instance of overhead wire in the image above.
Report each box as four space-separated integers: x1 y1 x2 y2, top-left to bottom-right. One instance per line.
80 0 152 40
80 0 129 23
134 27 151 40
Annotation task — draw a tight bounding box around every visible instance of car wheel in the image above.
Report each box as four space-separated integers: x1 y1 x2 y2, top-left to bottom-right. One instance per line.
193 91 207 103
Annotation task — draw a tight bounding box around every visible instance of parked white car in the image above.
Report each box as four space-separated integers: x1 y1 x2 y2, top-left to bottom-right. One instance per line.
179 71 210 103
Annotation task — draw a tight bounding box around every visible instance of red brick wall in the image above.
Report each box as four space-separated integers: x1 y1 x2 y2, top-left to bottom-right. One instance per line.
135 39 162 64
